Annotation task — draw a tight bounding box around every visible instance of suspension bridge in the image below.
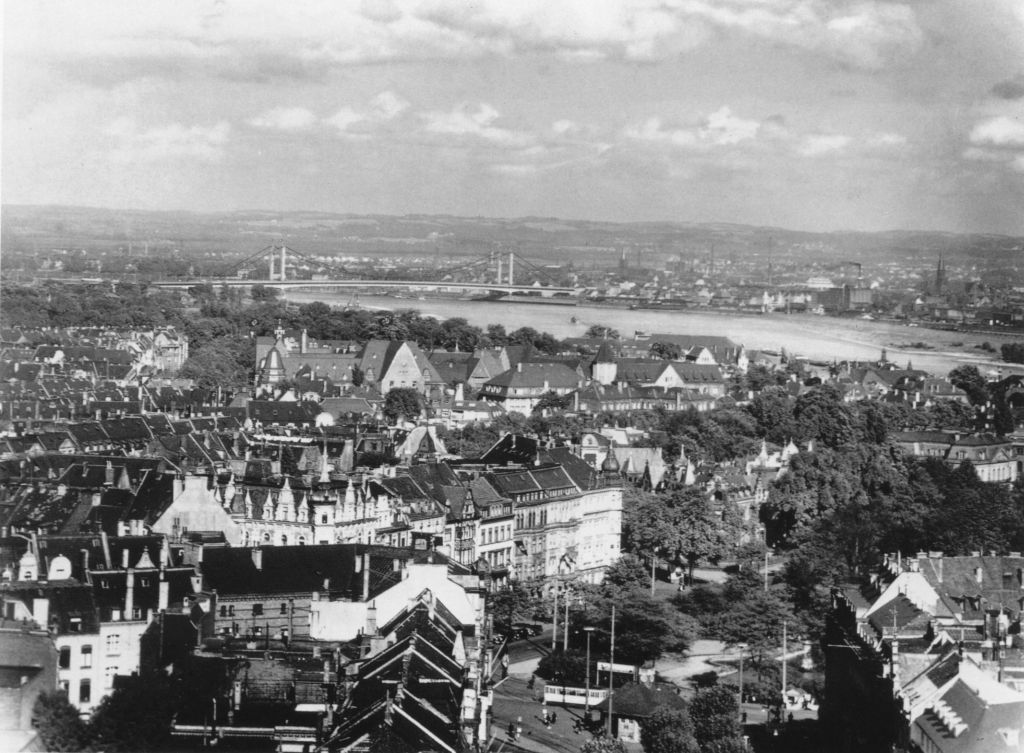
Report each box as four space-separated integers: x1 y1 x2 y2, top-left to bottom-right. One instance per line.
148 244 578 298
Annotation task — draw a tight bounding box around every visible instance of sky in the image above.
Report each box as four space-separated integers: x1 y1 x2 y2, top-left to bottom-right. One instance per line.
4 0 1024 234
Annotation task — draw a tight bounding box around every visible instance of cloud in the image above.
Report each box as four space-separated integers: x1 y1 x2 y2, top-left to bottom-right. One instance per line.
9 0 926 83
965 115 1024 176
324 107 366 133
421 103 534 148
970 116 1024 147
370 90 410 120
992 75 1024 100
868 132 907 148
625 107 760 149
104 118 230 163
701 107 760 145
247 107 317 131
799 134 851 156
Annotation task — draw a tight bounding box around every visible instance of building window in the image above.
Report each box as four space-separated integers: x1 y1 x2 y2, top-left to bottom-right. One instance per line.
280 602 288 615
105 666 117 688
321 514 328 524
106 634 120 654
59 646 71 669
252 604 264 617
81 645 92 668
220 605 228 618
79 679 91 705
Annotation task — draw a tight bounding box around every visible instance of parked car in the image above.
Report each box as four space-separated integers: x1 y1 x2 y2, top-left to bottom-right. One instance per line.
512 622 543 636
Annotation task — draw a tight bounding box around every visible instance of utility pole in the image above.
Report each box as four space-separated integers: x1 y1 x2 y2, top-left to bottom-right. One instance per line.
552 586 558 652
563 595 570 651
607 605 616 737
781 620 787 708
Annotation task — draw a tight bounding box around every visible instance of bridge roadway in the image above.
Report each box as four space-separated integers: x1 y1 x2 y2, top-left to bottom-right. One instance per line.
150 278 578 296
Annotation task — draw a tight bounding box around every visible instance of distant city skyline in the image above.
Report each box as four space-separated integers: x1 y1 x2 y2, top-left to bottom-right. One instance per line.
4 0 1024 235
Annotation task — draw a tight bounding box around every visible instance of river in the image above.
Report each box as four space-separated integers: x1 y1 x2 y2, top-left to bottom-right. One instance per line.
282 291 1024 377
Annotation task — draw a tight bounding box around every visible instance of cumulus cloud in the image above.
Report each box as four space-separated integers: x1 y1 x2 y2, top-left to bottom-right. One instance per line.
104 118 230 163
421 103 534 148
701 107 760 145
370 90 410 120
965 115 1024 175
970 116 1024 147
10 0 926 81
247 107 317 131
625 107 761 150
799 134 851 156
324 107 367 133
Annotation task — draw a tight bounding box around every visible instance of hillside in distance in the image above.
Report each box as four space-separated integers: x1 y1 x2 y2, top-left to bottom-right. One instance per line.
3 204 1023 281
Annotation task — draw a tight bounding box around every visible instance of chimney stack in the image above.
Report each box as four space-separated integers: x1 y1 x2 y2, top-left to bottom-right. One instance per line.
362 554 371 601
158 577 169 612
252 547 263 571
32 597 50 630
366 602 377 635
125 569 135 618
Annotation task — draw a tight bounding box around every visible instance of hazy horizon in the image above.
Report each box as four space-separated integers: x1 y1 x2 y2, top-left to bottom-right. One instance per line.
5 1 1024 236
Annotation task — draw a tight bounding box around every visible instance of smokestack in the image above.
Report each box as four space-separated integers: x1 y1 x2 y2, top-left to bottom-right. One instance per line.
252 547 263 571
362 554 371 601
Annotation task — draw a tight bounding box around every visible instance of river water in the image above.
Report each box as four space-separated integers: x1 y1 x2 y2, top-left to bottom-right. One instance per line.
283 291 1024 377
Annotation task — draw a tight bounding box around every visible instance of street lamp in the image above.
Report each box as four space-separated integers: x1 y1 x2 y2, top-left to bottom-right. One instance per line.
736 642 748 725
584 626 596 719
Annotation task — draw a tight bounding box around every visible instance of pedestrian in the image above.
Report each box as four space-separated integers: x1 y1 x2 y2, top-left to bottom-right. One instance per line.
551 712 557 725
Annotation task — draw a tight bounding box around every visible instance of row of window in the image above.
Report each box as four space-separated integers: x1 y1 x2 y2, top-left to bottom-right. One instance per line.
58 636 120 669
219 602 290 618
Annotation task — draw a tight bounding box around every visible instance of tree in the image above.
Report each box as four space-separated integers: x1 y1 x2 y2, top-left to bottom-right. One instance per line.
532 390 572 414
586 324 620 339
580 738 628 753
489 581 533 635
949 365 989 405
600 554 651 595
747 387 796 445
351 364 365 387
536 649 589 686
32 691 89 752
640 706 699 753
587 590 698 665
793 385 854 448
250 284 279 301
89 671 180 752
383 388 423 422
1001 342 1024 364
650 341 682 360
623 488 673 590
690 685 741 749
670 489 739 585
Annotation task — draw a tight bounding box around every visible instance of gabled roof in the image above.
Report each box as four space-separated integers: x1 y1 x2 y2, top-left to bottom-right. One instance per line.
200 544 424 600
485 361 580 390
